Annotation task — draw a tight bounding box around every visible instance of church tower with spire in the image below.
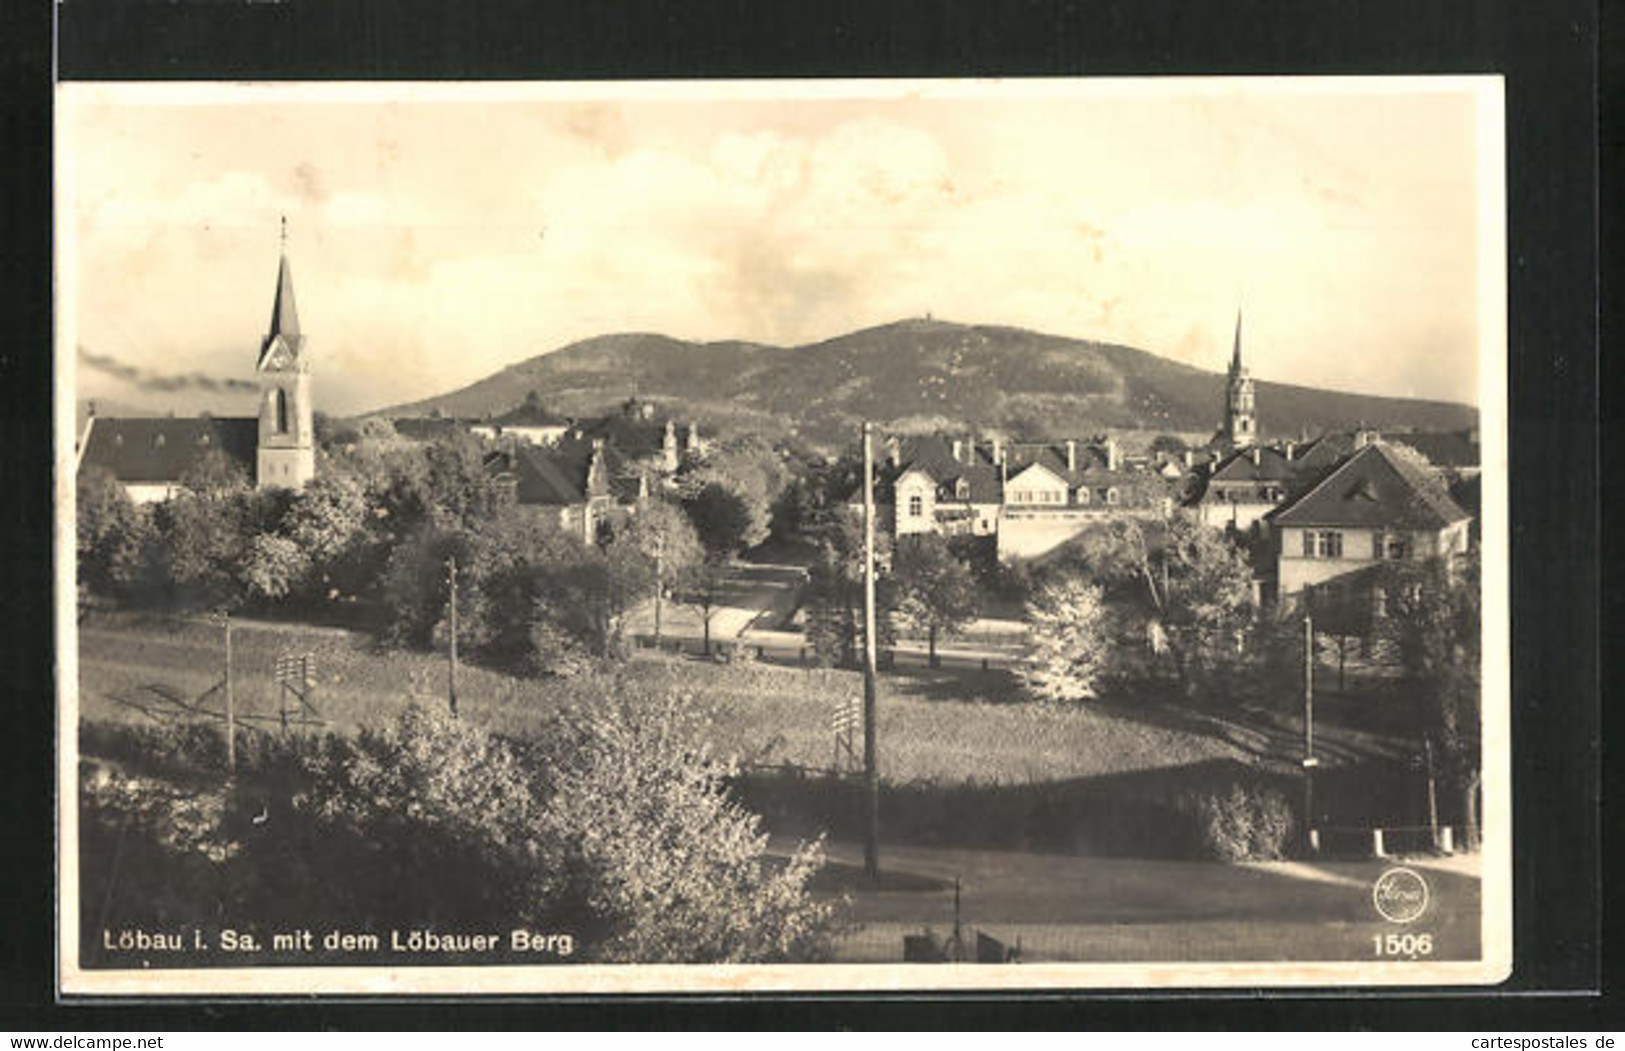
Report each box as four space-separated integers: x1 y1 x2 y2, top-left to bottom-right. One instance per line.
255 219 315 489
1223 310 1257 449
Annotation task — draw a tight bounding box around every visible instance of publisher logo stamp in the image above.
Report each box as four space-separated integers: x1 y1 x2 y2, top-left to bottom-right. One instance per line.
1372 867 1430 924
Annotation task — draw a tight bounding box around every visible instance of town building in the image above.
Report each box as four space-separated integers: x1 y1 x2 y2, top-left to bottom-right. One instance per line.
848 432 1168 561
78 226 317 502
473 398 708 542
1265 440 1473 597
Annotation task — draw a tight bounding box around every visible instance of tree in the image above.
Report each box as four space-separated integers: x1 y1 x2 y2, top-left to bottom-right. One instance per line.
676 435 788 549
77 467 159 606
683 482 752 560
1067 514 1256 700
292 701 560 930
802 511 896 668
279 473 375 605
1021 571 1113 701
1375 551 1482 840
152 489 253 611
243 533 309 602
179 448 250 497
768 477 817 545
541 689 836 962
893 534 979 667
683 557 731 657
604 499 704 644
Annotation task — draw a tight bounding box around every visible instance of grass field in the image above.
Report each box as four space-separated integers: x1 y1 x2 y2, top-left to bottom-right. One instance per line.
75 610 1416 787
75 611 1307 783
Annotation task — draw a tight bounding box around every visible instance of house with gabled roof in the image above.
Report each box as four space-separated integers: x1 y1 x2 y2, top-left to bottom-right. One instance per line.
484 433 646 544
1265 440 1472 597
846 431 1168 561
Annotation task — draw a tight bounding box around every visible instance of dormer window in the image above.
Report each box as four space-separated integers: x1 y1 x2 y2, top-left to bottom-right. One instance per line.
153 434 166 449
1077 487 1090 505
955 479 970 500
1105 487 1119 505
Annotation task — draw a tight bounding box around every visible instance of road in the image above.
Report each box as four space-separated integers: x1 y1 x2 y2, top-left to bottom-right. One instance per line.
625 561 1030 669
779 838 1483 963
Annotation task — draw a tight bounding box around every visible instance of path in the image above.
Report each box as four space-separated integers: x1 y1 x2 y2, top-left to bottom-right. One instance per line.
778 838 1483 963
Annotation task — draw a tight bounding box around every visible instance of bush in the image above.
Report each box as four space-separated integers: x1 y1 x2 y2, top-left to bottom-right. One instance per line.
542 690 838 963
1184 782 1296 861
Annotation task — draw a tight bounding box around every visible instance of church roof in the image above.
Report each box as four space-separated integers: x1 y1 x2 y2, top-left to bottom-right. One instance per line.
1267 442 1470 531
257 253 305 369
79 416 257 485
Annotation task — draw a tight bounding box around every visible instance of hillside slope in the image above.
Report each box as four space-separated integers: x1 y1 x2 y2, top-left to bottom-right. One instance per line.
376 319 1476 446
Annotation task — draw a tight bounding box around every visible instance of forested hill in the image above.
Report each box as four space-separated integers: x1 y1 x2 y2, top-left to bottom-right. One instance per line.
376 319 1477 447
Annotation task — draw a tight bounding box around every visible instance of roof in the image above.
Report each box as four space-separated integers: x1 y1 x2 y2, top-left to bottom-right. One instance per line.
489 402 570 427
390 417 474 442
488 436 638 507
256 254 306 370
1267 443 1471 531
1386 429 1479 469
1205 445 1299 484
79 416 257 485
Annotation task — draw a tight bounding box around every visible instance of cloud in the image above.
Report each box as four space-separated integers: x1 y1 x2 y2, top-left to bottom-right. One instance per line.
79 345 258 393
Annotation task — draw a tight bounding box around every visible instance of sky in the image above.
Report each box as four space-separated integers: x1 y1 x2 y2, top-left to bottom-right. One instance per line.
60 80 1500 418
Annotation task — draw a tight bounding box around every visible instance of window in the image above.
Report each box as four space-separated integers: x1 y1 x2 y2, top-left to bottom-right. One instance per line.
908 494 923 517
956 479 970 499
1383 534 1408 560
1302 530 1344 558
272 388 289 434
1106 487 1119 505
1077 488 1090 505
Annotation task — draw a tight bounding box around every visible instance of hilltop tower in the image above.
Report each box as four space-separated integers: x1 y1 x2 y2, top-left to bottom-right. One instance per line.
1223 310 1257 449
255 219 316 489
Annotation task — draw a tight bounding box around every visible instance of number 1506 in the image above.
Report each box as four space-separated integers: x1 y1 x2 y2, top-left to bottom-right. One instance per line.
1372 932 1433 957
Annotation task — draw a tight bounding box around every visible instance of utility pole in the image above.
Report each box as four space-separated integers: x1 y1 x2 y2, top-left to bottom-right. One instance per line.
653 531 664 645
446 556 460 715
861 421 881 879
1302 611 1317 846
1424 736 1440 843
222 610 235 776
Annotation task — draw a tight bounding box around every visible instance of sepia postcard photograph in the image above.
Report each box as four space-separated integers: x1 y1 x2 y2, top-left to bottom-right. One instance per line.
54 77 1509 995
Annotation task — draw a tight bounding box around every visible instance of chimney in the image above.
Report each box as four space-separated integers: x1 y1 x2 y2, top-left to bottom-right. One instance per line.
1284 440 1296 461
887 435 901 467
952 438 963 463
991 435 1004 465
1066 439 1077 473
1183 449 1195 468
1106 437 1121 472
1250 447 1261 465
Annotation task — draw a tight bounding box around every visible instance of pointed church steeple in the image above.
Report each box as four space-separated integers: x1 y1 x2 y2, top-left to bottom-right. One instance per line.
1222 307 1257 449
259 217 304 370
1229 310 1243 374
256 218 315 490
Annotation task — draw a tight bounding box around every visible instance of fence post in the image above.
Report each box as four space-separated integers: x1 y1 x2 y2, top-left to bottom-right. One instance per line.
1436 826 1454 854
1371 828 1387 858
1306 828 1321 854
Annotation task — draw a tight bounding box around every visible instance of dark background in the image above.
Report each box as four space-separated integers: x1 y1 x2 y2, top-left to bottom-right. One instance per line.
2 0 1607 1030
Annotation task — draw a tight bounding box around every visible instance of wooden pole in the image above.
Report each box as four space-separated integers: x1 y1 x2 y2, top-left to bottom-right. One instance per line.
1424 735 1440 841
653 531 664 644
446 556 459 715
861 422 880 879
222 612 235 776
1302 612 1315 837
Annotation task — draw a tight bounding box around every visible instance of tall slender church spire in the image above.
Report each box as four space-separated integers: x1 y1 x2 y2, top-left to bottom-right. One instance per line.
267 217 301 341
1222 307 1256 449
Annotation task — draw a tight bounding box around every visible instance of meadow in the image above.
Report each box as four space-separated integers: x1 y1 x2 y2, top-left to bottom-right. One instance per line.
76 610 1428 858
